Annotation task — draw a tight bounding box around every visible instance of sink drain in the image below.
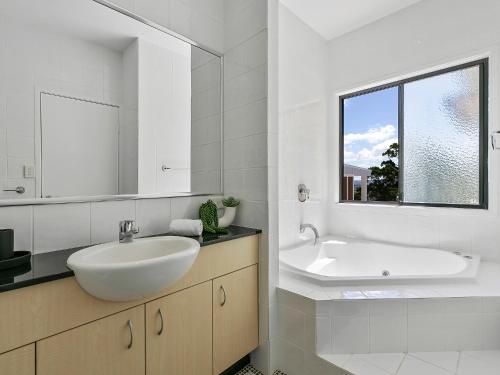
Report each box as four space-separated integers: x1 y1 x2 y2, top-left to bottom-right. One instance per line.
382 270 390 277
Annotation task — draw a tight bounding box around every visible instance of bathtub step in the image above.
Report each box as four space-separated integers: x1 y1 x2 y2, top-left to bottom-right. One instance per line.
320 351 500 375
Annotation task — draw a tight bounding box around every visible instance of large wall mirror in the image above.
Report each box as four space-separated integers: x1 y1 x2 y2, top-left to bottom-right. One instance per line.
0 0 223 204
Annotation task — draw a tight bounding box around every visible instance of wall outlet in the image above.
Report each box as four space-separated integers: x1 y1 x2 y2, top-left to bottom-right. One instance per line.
23 165 35 178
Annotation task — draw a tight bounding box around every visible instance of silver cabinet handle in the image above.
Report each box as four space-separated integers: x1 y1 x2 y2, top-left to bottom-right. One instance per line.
127 320 133 349
2 186 25 194
157 308 164 336
220 285 226 307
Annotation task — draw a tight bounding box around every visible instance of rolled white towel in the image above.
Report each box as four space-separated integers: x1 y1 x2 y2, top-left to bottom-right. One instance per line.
169 219 203 236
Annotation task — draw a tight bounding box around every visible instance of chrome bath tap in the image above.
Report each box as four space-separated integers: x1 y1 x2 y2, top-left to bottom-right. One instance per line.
300 223 319 245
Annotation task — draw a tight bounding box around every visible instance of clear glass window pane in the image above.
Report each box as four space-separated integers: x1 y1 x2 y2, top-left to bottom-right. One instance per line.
403 66 481 205
343 87 399 202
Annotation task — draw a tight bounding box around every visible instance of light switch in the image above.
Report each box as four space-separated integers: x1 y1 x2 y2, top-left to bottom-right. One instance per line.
492 132 500 150
23 165 35 178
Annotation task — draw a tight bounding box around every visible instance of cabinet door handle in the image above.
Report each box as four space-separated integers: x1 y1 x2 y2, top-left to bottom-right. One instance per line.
127 320 133 349
220 285 226 306
157 308 164 335
2 186 25 194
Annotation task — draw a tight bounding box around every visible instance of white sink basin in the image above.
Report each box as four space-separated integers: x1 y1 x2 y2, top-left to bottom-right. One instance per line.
67 236 200 301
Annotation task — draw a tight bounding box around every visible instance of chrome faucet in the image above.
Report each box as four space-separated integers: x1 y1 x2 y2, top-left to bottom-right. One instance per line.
119 220 139 243
300 223 319 245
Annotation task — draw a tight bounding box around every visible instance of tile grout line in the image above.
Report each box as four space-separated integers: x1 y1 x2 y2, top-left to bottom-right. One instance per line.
394 353 407 374
456 351 462 374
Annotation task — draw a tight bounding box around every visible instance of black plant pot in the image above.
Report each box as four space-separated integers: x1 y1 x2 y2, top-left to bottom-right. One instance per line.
0 229 14 261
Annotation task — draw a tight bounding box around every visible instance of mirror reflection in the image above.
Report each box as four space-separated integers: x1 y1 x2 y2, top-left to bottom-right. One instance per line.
0 0 222 201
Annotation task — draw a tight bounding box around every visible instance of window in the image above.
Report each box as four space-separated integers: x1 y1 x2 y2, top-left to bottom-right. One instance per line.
340 59 488 208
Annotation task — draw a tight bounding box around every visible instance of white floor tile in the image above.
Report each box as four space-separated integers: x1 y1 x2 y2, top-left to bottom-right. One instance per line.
353 353 405 374
460 350 500 367
409 352 459 373
397 356 454 375
318 353 351 368
457 352 500 375
343 356 393 375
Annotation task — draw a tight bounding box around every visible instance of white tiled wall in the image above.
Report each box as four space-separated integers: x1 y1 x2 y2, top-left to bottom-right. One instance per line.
277 4 328 249
33 203 91 253
222 0 272 373
326 0 500 262
5 195 212 254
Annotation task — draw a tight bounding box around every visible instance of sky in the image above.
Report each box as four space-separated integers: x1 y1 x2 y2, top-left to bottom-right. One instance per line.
343 86 399 169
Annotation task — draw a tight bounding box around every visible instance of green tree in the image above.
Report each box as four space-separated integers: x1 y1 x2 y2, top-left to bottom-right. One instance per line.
368 143 399 201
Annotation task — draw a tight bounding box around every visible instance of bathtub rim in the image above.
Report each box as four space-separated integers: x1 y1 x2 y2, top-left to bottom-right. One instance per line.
279 235 481 285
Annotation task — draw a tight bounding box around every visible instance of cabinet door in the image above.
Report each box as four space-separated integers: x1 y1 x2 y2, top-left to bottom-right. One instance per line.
146 281 212 375
37 305 145 375
0 344 35 375
213 265 258 375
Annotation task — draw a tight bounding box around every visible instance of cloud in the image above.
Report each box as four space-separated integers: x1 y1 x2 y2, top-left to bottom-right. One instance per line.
344 138 398 168
344 124 396 145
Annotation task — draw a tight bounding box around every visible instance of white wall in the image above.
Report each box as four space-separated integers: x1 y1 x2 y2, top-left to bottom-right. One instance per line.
327 0 500 262
137 38 192 194
278 4 328 250
0 17 123 199
223 0 271 372
120 40 139 194
111 0 224 53
191 47 222 193
271 3 329 374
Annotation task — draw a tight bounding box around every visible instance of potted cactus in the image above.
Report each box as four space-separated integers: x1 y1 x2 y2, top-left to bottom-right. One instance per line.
218 197 240 228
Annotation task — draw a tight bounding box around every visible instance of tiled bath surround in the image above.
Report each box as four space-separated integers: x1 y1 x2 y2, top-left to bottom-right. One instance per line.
275 288 500 375
316 297 500 354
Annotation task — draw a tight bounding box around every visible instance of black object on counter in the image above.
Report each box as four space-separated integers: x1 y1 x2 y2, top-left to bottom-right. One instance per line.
0 251 31 271
0 229 14 260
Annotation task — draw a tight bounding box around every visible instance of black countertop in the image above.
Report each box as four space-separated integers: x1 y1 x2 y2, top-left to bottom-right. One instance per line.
0 225 261 293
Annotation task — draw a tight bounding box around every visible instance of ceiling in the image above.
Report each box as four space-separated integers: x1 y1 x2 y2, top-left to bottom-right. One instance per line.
0 0 190 53
280 0 423 40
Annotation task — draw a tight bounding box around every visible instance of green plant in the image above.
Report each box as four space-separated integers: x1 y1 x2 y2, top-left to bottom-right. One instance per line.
222 196 240 207
367 142 399 201
199 199 228 234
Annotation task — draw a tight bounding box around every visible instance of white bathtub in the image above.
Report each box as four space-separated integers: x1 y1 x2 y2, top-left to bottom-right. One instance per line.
279 236 480 283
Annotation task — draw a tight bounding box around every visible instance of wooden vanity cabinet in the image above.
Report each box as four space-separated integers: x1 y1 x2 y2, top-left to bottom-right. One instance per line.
146 281 212 375
0 235 259 375
0 344 35 375
36 305 145 375
212 265 259 375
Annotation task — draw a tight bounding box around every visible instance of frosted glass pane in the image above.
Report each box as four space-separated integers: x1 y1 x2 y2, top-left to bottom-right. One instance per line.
403 66 480 205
